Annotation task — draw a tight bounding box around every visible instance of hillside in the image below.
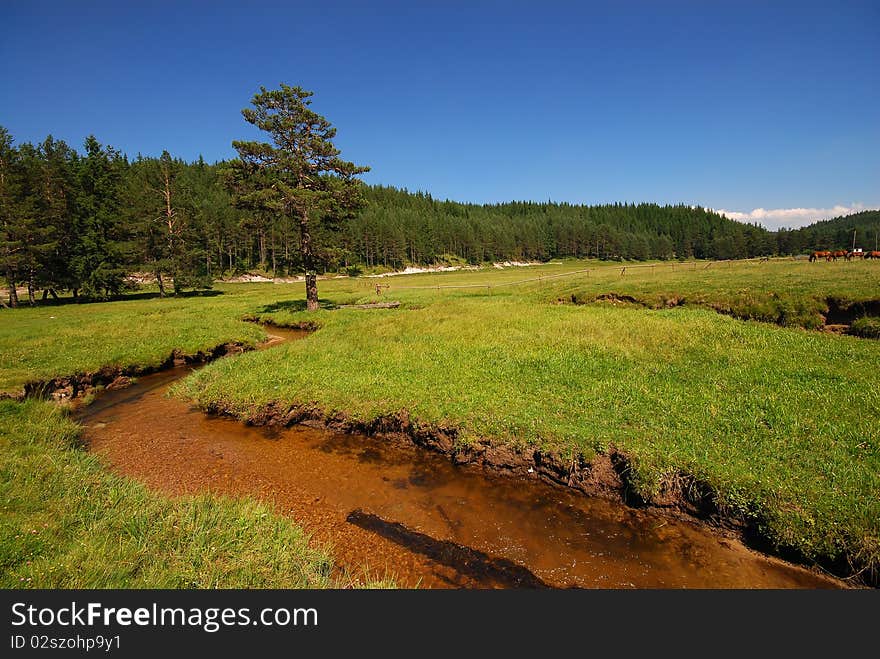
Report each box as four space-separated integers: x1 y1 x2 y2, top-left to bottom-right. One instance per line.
778 210 880 253
346 185 776 266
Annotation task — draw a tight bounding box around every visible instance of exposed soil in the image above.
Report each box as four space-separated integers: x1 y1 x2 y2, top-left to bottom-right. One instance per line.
824 297 880 327
0 342 249 403
75 330 851 589
568 292 880 338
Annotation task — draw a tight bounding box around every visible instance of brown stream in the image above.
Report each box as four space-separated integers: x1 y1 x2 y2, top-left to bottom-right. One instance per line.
80 328 844 589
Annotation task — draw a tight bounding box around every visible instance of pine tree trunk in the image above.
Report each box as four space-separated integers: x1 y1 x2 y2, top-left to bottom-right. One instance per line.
5 269 17 308
299 209 319 312
156 270 166 297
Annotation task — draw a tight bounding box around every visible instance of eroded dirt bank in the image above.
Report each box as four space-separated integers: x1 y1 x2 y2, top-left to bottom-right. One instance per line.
564 292 880 337
79 354 848 589
215 400 870 587
1 342 249 403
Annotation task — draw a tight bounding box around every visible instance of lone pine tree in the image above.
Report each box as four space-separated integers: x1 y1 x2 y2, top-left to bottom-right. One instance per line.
226 84 369 311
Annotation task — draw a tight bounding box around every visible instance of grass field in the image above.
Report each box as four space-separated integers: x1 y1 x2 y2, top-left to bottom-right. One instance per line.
0 400 342 588
551 258 880 329
0 291 266 395
1 258 879 584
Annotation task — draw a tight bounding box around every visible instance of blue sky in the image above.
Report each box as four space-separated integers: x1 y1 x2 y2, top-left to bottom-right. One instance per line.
2 1 878 228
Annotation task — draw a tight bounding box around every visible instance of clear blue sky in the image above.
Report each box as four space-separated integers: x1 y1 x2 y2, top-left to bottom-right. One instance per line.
2 0 878 227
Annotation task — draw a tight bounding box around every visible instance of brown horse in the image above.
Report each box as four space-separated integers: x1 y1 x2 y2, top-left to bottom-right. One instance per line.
809 250 831 262
830 250 848 261
865 251 880 260
847 250 864 260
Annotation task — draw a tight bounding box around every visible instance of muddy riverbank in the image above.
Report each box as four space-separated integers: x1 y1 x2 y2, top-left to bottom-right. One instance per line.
76 327 848 589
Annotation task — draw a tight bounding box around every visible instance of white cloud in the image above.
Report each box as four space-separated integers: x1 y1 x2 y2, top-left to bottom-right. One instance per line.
714 203 878 230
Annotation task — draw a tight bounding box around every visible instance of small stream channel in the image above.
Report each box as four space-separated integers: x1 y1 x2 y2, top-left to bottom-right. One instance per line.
78 327 845 589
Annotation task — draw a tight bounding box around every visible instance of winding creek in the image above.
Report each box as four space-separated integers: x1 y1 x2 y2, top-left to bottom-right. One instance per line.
78 328 845 588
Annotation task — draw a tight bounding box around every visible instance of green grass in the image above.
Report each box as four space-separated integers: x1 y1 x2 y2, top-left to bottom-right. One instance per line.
177 260 879 576
0 290 267 395
0 399 339 588
1 258 879 583
548 258 880 329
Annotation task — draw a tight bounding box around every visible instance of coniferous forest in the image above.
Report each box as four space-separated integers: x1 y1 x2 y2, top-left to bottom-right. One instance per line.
1 126 876 306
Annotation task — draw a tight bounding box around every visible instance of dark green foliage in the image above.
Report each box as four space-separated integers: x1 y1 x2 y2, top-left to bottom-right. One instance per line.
126 151 213 295
0 134 34 306
348 186 775 268
70 136 130 299
226 84 369 310
777 210 880 254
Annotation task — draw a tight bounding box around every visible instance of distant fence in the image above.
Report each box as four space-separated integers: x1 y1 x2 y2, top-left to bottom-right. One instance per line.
361 256 781 292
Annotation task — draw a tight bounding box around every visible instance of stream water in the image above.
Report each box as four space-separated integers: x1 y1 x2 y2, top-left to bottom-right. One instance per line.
79 328 844 589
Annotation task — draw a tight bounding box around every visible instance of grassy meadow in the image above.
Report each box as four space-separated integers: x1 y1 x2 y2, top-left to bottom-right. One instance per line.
0 290 266 395
0 399 339 588
1 257 879 584
552 258 880 329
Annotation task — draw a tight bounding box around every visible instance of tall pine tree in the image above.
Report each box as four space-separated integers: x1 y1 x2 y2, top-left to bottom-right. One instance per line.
71 136 129 298
226 84 369 310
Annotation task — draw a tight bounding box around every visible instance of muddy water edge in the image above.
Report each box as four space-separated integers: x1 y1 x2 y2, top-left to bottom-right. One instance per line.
77 326 846 589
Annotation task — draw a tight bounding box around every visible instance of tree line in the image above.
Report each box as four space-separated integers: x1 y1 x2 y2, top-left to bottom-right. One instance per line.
350 186 776 268
776 210 880 254
0 127 235 306
1 123 873 308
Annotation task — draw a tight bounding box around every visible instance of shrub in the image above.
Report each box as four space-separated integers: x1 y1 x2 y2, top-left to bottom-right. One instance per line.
849 316 880 339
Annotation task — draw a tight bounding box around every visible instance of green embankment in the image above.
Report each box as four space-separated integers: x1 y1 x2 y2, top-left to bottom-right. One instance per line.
550 258 880 329
183 260 880 577
1 259 878 584
0 291 266 395
0 400 338 588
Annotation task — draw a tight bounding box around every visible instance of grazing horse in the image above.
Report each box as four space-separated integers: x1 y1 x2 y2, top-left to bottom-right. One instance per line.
809 250 831 262
865 251 880 260
830 250 848 261
847 250 864 260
